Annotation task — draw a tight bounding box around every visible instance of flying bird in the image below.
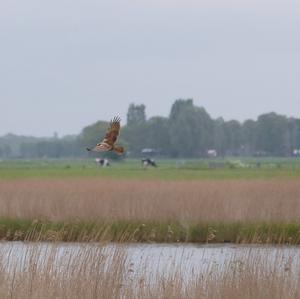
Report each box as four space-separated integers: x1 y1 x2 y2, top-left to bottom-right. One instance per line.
86 116 125 155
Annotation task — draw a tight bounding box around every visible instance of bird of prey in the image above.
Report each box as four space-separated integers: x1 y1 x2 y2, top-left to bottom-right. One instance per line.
86 116 124 155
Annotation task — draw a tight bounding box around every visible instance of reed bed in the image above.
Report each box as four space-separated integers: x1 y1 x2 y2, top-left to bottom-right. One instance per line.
0 243 299 299
1 177 300 243
1 177 300 222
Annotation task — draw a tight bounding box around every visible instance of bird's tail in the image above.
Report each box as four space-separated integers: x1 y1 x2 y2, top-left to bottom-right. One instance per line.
113 145 125 155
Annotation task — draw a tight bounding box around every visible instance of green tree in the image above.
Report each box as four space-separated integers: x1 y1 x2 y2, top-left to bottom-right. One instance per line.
80 121 108 148
127 103 146 126
145 116 170 155
121 104 148 156
213 117 226 157
169 99 213 157
256 113 289 156
241 119 257 156
0 144 12 159
287 118 300 152
223 120 243 155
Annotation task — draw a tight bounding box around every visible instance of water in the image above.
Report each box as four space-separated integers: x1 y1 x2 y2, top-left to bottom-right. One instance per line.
0 242 299 284
125 243 300 283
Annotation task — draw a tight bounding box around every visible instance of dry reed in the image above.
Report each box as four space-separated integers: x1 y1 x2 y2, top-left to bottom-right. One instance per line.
0 243 299 299
0 177 300 222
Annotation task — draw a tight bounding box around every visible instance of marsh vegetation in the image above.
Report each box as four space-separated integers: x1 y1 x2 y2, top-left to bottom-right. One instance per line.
1 159 300 298
1 160 300 243
0 242 300 299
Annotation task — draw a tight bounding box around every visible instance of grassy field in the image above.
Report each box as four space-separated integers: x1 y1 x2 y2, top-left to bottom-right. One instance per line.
1 158 300 180
1 158 300 243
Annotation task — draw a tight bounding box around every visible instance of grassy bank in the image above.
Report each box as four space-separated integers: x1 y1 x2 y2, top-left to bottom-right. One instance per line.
1 219 300 244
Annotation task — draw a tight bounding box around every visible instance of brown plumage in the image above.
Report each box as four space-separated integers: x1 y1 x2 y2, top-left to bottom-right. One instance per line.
86 116 125 155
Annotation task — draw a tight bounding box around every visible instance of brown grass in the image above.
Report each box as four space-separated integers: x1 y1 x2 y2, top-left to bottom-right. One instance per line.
0 177 300 222
0 243 299 299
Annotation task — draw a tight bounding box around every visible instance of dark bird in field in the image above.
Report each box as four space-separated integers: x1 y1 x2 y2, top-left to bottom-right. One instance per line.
86 116 125 155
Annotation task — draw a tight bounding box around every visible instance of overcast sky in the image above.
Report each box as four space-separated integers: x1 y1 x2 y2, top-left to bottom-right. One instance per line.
1 0 300 137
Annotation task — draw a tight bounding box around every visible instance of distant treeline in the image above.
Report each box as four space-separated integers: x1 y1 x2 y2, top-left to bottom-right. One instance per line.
1 99 300 159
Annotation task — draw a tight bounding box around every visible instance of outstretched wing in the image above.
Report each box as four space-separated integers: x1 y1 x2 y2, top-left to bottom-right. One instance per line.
102 116 121 146
86 116 121 152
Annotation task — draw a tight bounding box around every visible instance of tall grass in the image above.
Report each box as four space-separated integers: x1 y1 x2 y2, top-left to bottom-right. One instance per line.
1 178 300 243
1 178 300 222
0 243 299 298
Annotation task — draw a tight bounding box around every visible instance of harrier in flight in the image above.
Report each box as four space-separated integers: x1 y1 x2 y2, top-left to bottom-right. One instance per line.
86 116 124 155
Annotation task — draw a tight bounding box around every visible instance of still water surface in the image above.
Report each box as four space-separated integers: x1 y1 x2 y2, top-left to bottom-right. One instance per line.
1 242 299 283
